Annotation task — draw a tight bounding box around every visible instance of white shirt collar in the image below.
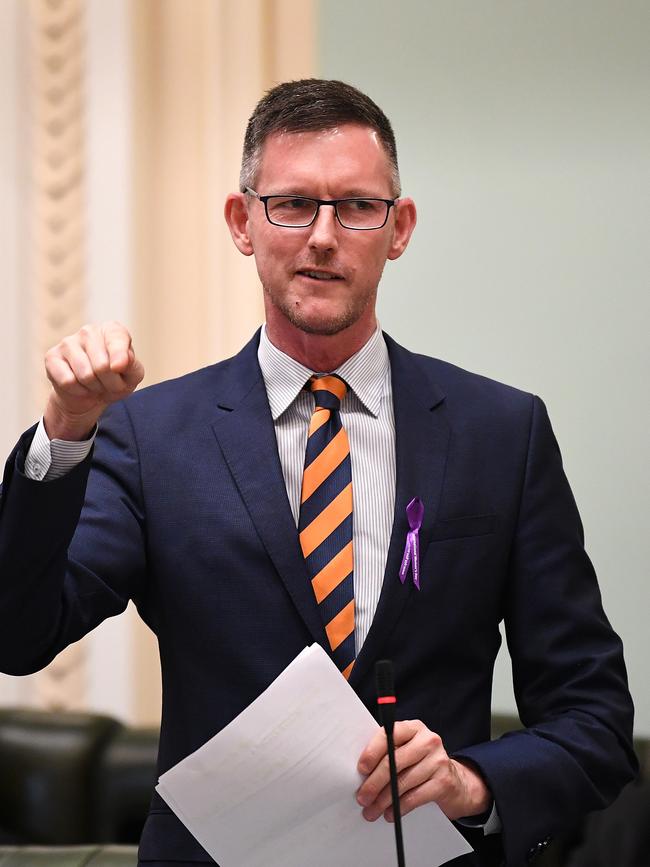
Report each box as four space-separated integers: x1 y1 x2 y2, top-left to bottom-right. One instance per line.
258 324 390 420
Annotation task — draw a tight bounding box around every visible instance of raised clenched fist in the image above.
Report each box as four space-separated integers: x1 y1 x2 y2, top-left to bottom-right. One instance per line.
44 321 145 441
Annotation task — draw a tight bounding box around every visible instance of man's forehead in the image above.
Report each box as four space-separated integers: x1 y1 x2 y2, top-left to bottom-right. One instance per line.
256 124 393 190
264 124 383 149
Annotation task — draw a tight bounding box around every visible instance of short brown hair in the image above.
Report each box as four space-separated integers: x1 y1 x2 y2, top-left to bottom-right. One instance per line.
239 79 401 196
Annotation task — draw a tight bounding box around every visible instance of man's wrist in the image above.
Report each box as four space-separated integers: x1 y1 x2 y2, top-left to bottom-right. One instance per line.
452 758 493 817
44 397 102 442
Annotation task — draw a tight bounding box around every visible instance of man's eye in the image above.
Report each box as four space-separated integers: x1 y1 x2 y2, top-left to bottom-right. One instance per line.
349 199 379 211
272 198 312 211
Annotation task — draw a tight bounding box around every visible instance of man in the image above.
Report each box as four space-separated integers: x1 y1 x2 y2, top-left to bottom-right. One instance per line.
0 80 636 866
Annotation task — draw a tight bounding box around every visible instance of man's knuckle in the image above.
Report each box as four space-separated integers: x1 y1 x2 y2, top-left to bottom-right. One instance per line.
58 371 77 389
424 730 441 749
104 320 128 340
77 369 97 387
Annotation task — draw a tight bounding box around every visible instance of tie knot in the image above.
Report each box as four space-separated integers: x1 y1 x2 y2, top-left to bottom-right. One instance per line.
309 375 347 410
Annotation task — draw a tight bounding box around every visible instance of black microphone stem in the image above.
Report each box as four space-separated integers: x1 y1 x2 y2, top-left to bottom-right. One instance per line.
376 660 406 867
385 719 406 867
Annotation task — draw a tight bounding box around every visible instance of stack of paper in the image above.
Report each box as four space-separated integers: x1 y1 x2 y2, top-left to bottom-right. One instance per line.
157 644 472 867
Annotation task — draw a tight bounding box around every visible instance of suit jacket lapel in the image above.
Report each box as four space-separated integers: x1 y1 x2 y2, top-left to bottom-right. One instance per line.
209 331 450 683
349 335 449 689
210 334 327 648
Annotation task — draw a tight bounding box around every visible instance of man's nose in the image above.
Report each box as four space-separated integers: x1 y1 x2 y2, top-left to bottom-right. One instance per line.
307 204 339 252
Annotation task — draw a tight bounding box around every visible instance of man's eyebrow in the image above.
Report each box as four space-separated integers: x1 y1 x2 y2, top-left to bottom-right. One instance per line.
338 189 386 198
266 189 316 197
267 188 388 199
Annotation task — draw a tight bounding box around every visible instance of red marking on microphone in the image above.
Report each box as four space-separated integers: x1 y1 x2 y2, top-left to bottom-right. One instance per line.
377 696 396 704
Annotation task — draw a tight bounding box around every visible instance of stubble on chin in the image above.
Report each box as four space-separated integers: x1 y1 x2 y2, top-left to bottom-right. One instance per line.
263 284 374 337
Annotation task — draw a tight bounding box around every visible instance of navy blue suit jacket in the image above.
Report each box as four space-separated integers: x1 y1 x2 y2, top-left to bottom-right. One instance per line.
0 331 636 866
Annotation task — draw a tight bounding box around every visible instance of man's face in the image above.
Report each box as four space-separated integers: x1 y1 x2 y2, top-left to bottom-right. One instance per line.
241 124 413 338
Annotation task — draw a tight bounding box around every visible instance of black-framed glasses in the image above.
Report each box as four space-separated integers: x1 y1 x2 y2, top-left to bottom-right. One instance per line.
245 187 396 230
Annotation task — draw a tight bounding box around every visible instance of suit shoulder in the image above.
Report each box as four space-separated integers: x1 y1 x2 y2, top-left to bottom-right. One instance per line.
386 334 535 414
413 350 542 447
418 352 531 404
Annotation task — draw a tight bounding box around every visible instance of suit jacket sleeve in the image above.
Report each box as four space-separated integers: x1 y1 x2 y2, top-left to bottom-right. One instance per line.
0 401 145 674
453 395 637 866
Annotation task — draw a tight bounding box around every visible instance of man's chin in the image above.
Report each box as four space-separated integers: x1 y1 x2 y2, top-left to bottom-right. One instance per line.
270 297 367 337
292 315 354 336
285 308 362 336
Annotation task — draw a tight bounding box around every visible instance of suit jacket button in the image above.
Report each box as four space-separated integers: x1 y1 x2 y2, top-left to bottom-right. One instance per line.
526 841 549 862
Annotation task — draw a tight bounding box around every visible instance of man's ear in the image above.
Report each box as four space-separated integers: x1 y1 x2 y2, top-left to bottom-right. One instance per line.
387 197 417 261
224 193 254 256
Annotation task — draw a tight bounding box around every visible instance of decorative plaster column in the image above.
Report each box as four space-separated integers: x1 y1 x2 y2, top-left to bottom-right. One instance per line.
27 0 89 711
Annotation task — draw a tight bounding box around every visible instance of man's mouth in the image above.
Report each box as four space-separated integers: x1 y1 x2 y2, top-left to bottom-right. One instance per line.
296 269 344 281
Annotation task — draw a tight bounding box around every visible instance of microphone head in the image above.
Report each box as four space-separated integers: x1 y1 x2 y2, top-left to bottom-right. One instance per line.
375 659 395 698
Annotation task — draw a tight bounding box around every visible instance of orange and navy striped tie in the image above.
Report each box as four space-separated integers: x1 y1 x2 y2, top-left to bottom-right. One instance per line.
299 375 355 679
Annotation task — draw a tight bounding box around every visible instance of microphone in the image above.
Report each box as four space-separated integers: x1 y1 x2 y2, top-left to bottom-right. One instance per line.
375 660 406 867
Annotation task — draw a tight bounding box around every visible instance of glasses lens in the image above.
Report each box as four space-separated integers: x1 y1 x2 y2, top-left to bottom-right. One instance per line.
337 199 388 229
266 196 318 226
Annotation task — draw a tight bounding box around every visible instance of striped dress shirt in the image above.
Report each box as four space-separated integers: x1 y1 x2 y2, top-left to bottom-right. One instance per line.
257 324 396 653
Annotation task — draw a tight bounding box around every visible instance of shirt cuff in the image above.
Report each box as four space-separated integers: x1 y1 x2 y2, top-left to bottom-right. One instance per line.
24 417 96 481
457 801 502 836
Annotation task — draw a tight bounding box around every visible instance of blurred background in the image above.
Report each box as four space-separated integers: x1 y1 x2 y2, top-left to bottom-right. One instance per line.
1 0 648 738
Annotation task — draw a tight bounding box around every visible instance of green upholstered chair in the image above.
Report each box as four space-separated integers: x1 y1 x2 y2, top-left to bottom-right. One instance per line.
0 846 137 865
0 709 121 845
0 709 157 847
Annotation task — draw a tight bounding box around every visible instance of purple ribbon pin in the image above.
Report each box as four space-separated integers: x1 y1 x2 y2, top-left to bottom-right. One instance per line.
399 497 424 590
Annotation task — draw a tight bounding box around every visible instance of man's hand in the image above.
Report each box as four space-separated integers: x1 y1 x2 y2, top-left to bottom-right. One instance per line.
43 322 145 441
356 720 492 823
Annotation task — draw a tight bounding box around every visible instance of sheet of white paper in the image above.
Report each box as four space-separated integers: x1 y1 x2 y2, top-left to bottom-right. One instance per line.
157 644 473 867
